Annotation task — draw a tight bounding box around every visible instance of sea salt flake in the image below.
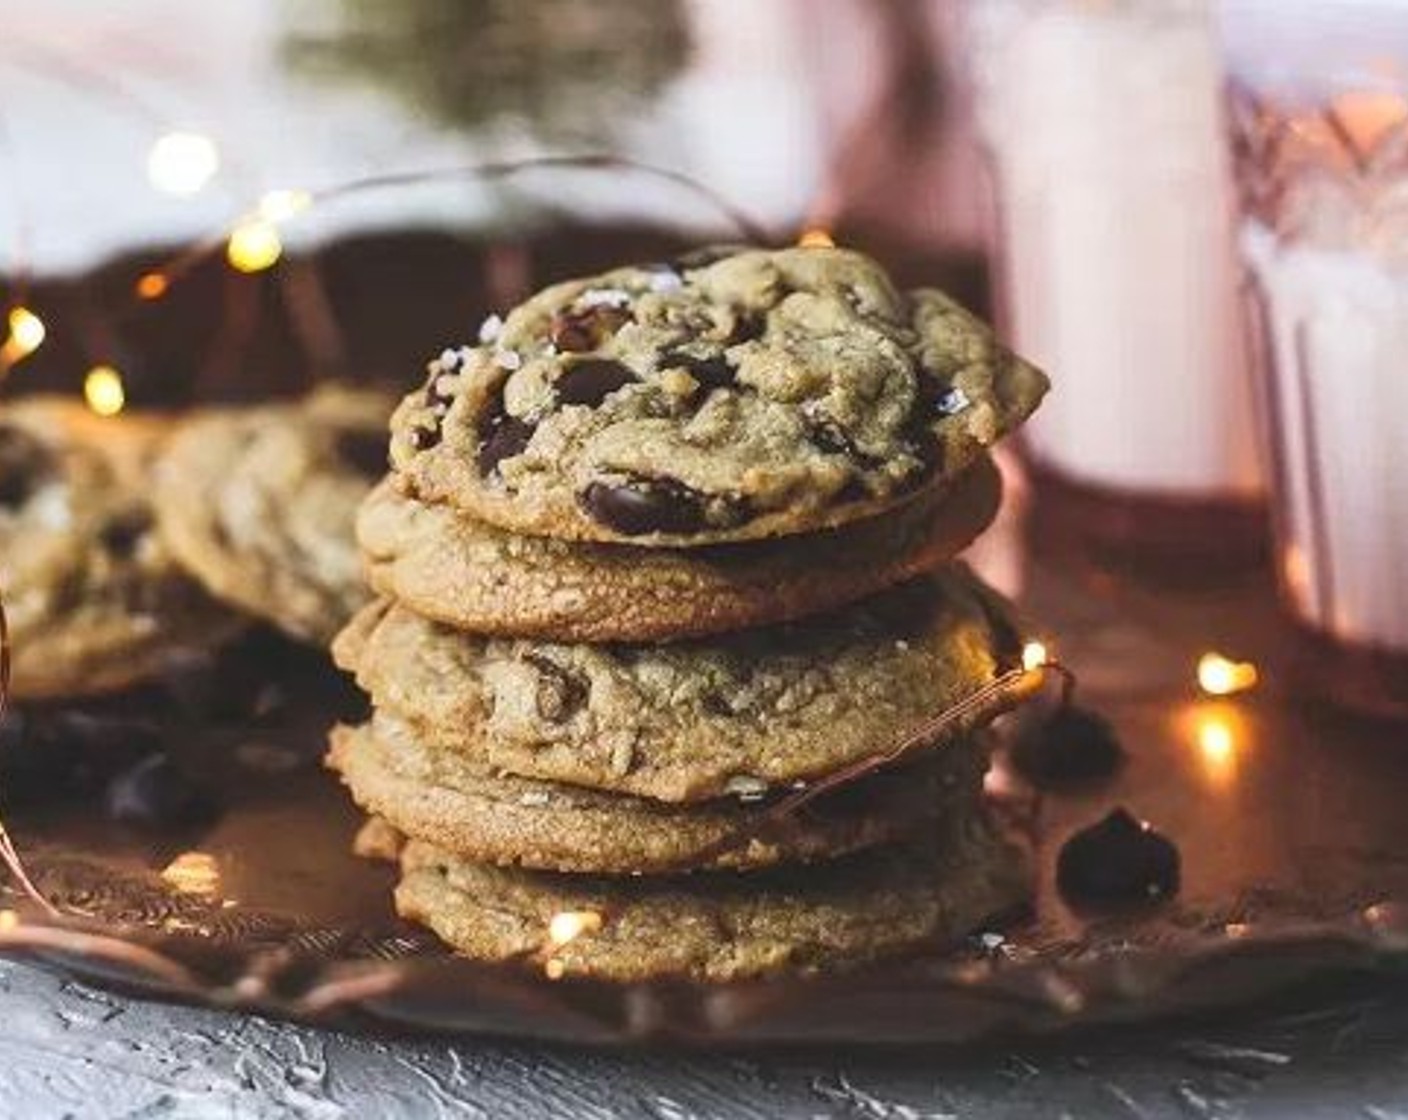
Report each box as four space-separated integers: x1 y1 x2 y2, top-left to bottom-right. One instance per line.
937 387 972 416
725 774 770 801
494 349 522 371
648 270 684 294
438 347 461 369
478 314 504 343
579 287 631 309
518 790 552 807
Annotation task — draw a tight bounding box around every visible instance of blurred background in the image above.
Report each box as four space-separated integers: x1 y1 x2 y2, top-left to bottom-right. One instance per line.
3 0 1407 706
0 0 986 402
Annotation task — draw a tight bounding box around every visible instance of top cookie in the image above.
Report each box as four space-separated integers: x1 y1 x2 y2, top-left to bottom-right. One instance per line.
155 386 394 645
0 397 244 701
389 245 1047 546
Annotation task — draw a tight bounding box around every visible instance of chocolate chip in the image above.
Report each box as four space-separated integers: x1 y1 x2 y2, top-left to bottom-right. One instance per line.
423 372 453 410
409 425 441 451
550 306 632 353
0 425 50 508
1057 808 1180 909
579 475 717 536
660 350 735 393
1011 705 1126 789
477 413 534 475
332 429 388 479
0 711 80 804
555 359 637 408
805 418 860 458
727 310 766 344
98 510 152 558
105 753 218 830
524 654 589 722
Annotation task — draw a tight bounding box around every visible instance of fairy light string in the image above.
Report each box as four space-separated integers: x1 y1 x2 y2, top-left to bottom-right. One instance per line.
660 646 1070 875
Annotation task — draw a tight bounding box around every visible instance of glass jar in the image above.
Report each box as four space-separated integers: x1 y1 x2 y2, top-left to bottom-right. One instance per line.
964 0 1265 574
1224 0 1408 719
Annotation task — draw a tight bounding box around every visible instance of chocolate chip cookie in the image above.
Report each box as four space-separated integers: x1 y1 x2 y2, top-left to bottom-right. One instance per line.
395 810 1029 982
0 397 244 701
359 456 1001 642
389 245 1047 546
155 386 394 644
332 569 1032 803
328 715 982 875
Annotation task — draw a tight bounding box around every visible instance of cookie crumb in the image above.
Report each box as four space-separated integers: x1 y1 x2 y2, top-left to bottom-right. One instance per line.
609 736 636 777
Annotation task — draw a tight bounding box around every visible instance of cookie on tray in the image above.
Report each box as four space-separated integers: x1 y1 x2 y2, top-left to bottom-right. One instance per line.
394 808 1029 983
332 568 1032 803
389 245 1047 546
359 455 1001 642
155 385 394 644
0 397 244 701
328 715 983 875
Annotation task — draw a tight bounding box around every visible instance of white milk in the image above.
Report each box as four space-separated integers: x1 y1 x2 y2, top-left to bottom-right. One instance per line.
967 0 1261 498
1224 0 1408 651
1243 228 1408 650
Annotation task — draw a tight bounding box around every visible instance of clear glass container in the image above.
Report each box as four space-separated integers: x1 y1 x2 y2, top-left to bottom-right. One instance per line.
963 0 1265 573
1223 0 1408 719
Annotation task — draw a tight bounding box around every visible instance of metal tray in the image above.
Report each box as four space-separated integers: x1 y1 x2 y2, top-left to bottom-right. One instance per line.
2 535 1406 1046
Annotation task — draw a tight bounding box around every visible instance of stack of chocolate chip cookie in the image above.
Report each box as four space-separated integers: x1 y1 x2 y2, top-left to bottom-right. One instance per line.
329 245 1050 983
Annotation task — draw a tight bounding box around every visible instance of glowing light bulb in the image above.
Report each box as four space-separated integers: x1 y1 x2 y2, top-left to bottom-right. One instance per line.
84 365 126 417
136 272 169 300
227 220 282 272
6 307 45 355
1196 652 1259 697
1022 640 1049 672
1197 716 1233 761
147 131 219 196
547 909 602 947
257 189 311 223
798 228 836 248
1187 702 1246 791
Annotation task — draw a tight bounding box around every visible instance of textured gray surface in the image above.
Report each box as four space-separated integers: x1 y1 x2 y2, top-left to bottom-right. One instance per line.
4 962 1408 1118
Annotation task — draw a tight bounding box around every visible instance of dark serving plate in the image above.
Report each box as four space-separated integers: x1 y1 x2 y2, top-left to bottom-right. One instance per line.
1 519 1407 1047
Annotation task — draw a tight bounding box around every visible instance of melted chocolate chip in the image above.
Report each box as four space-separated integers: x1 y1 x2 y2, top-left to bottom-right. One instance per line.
555 359 637 407
524 654 589 722
105 752 218 830
805 418 861 459
333 429 389 479
0 425 50 508
804 416 887 474
98 510 152 558
727 310 766 344
1011 705 1126 789
660 350 735 394
1057 808 1180 909
580 475 713 536
477 414 534 474
409 425 441 451
550 306 632 353
423 373 453 410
